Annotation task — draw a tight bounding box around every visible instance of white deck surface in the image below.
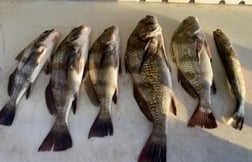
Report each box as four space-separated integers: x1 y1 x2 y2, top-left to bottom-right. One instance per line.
0 1 252 162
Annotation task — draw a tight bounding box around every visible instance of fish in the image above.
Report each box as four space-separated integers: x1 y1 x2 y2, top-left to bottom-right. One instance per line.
38 25 91 151
0 29 59 126
125 15 177 162
170 16 217 129
84 26 120 138
213 29 245 130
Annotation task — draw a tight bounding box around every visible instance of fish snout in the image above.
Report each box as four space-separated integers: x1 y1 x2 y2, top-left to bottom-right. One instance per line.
80 25 91 35
51 29 60 43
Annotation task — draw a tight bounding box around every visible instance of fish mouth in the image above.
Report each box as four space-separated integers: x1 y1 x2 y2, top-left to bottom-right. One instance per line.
214 29 224 35
142 15 159 26
175 16 200 35
137 15 162 40
101 26 119 43
67 25 91 42
79 25 91 35
51 29 60 43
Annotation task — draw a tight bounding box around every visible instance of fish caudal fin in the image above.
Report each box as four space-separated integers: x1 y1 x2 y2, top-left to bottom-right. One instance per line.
227 113 244 130
0 102 16 126
138 132 167 162
88 111 113 139
38 123 72 152
188 106 217 129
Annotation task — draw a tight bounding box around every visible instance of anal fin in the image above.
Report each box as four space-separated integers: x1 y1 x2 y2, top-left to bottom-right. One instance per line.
133 84 153 122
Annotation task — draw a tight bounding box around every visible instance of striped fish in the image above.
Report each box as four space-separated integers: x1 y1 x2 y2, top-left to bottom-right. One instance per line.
170 16 217 129
84 26 120 138
38 25 91 152
0 29 59 126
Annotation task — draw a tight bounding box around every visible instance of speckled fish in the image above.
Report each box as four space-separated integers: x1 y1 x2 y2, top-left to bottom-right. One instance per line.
0 29 59 126
38 25 91 151
125 15 177 162
213 29 245 130
170 16 217 128
84 26 120 138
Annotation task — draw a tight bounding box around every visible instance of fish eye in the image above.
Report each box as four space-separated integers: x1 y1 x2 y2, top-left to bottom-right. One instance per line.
43 30 50 34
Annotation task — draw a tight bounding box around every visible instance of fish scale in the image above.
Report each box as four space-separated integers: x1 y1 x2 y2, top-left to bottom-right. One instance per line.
171 16 217 129
0 29 59 126
84 26 119 139
213 29 245 130
38 25 90 152
125 15 177 162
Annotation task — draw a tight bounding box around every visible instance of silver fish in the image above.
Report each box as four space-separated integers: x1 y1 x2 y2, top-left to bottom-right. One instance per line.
170 16 217 128
38 25 91 151
0 29 59 126
125 15 177 162
213 29 245 130
84 26 120 138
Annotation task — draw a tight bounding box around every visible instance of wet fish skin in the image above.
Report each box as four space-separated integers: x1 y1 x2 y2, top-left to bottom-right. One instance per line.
170 16 217 129
213 29 245 130
84 26 120 138
125 15 177 162
0 29 59 126
38 25 91 152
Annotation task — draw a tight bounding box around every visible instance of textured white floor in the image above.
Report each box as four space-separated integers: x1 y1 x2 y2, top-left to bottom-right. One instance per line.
0 1 252 162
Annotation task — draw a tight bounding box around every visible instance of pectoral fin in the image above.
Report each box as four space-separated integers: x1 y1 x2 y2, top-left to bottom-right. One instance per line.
170 96 177 116
133 84 153 122
196 41 203 62
66 48 81 78
139 41 152 73
84 74 100 107
26 83 32 99
36 47 46 65
177 69 198 99
204 40 212 61
8 68 17 96
160 35 172 72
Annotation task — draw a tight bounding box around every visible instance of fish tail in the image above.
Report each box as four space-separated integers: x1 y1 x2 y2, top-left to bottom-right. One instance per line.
138 132 167 162
38 122 72 152
227 99 244 130
188 105 217 129
88 109 113 139
0 101 16 126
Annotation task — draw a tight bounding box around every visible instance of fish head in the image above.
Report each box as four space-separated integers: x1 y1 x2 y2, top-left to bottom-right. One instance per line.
135 15 162 40
100 26 119 44
67 25 91 46
37 29 60 46
176 16 201 36
213 29 231 48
